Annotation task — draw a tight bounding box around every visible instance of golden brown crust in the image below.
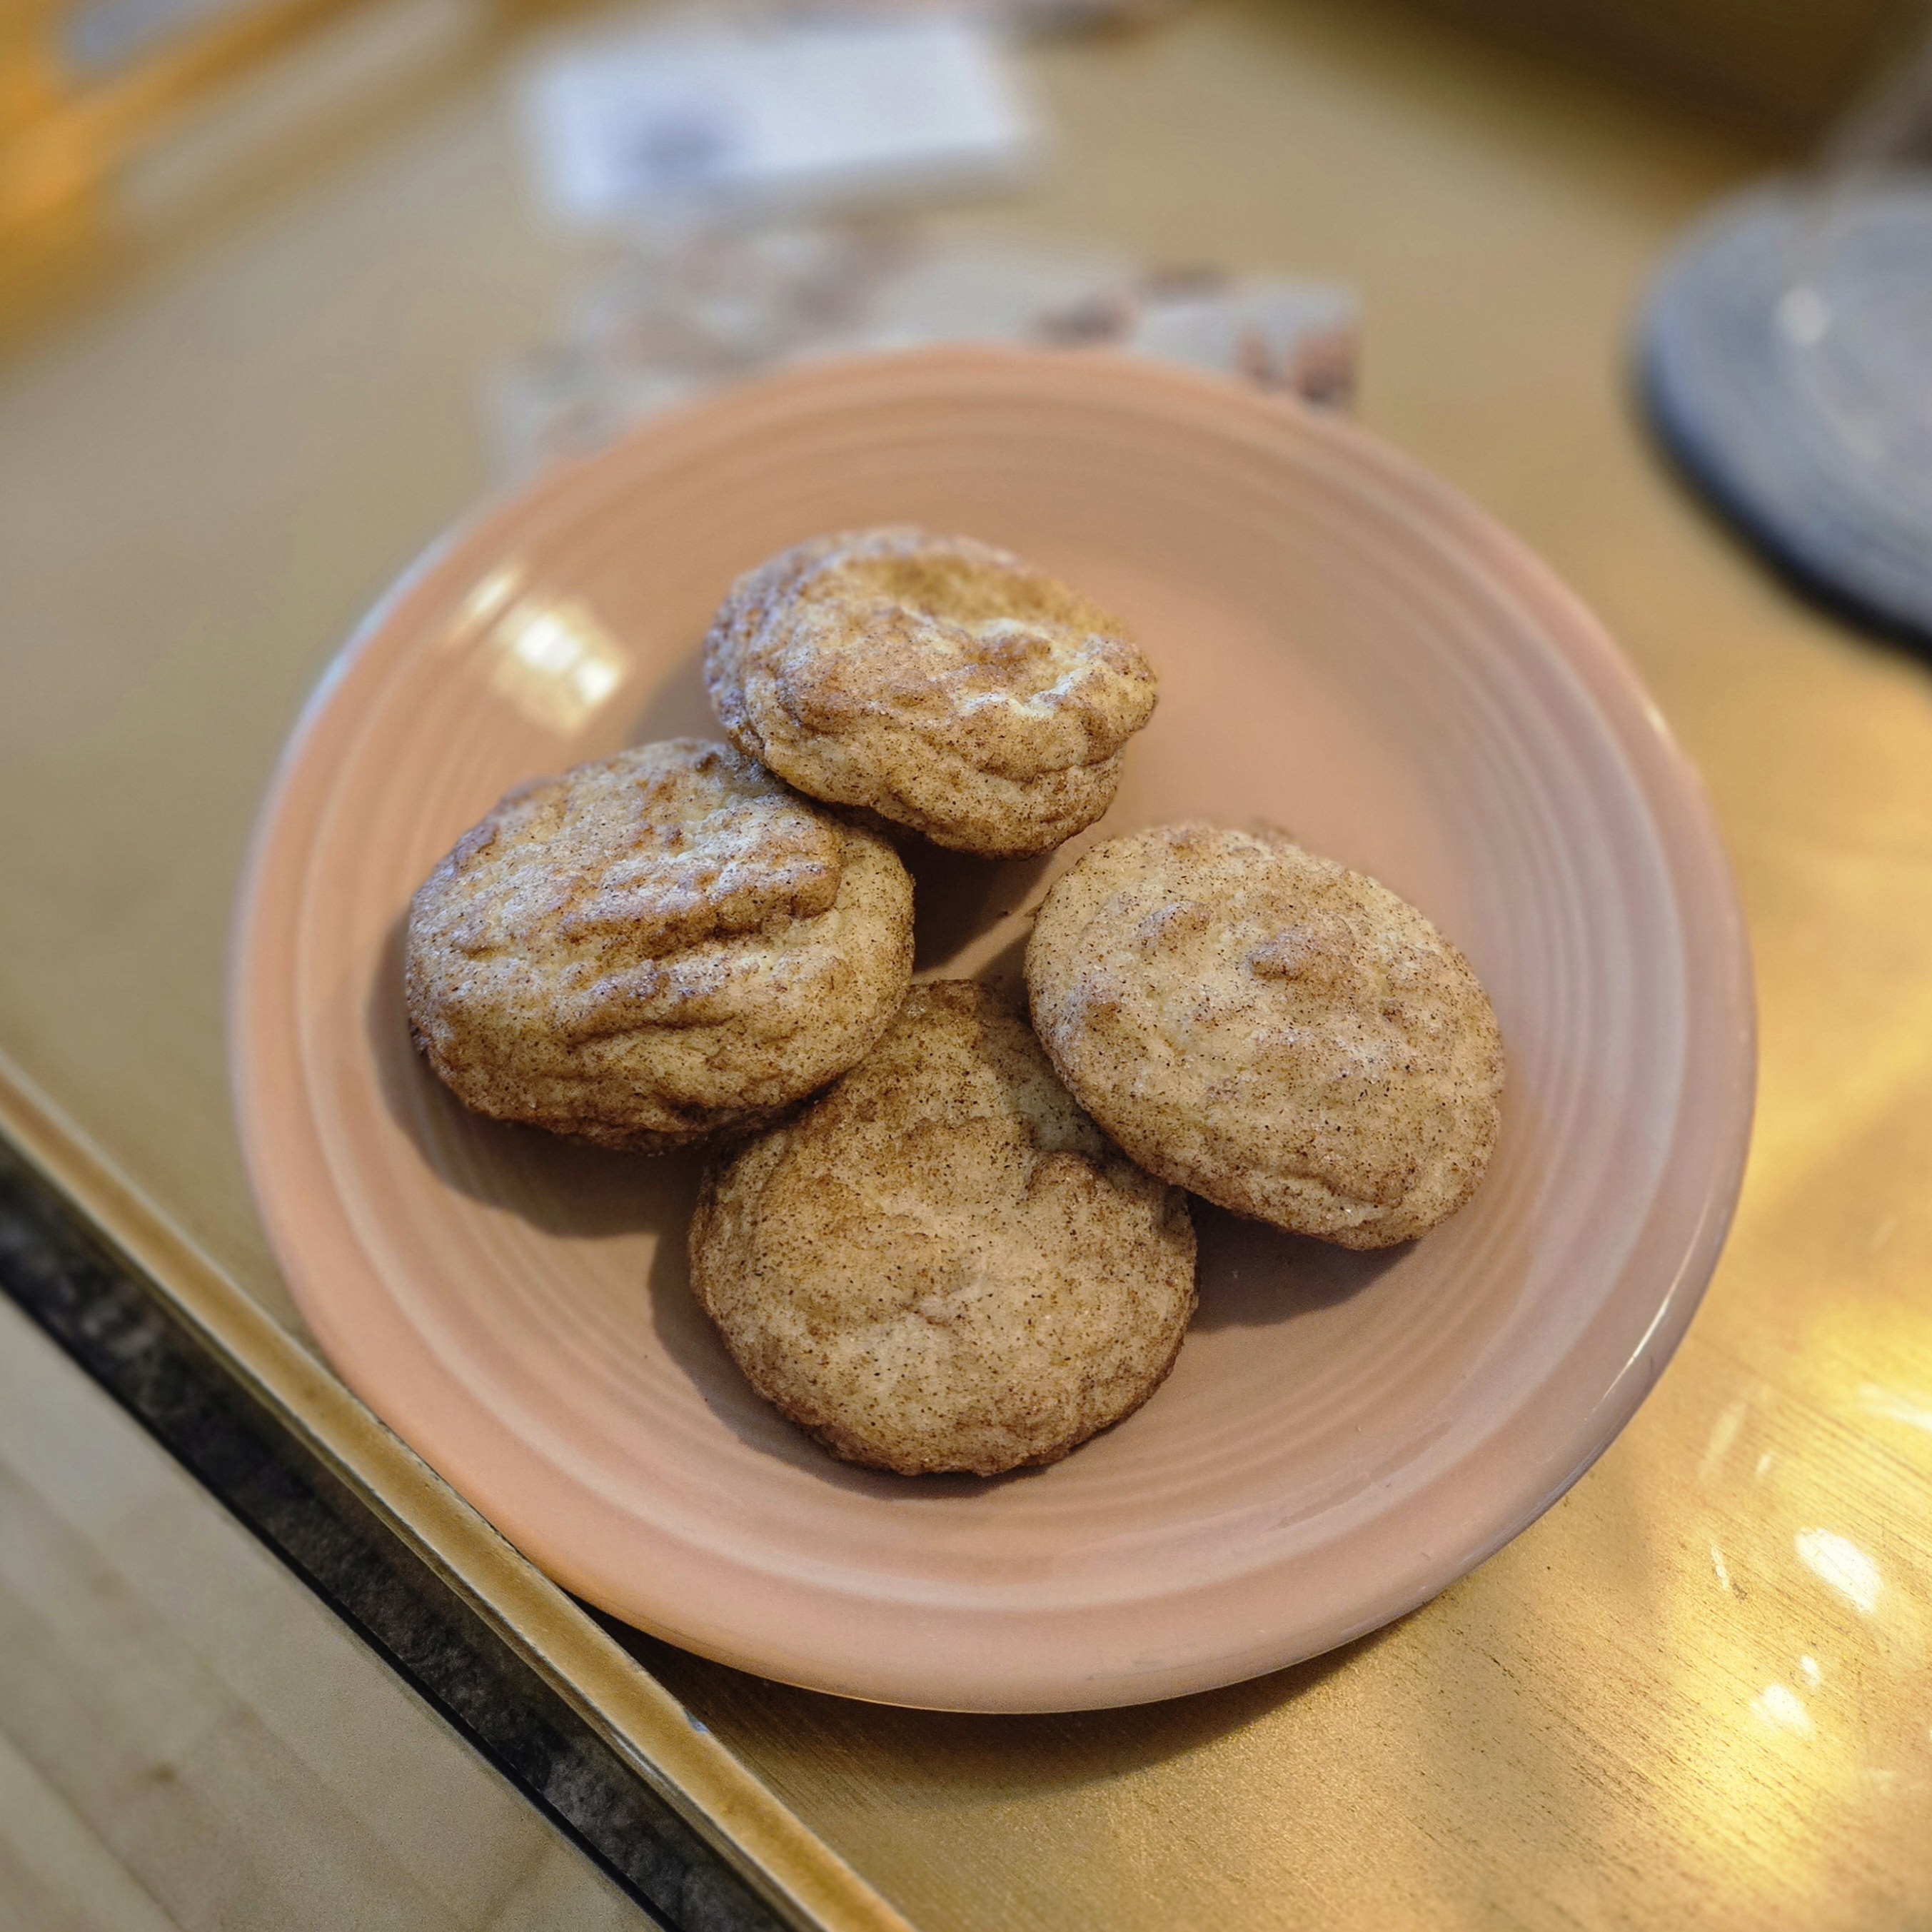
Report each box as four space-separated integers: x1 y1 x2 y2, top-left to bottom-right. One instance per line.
1025 825 1504 1248
690 982 1197 1475
404 741 914 1150
703 527 1157 858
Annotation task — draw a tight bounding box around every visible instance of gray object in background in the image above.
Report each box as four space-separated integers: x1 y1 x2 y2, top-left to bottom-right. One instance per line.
1641 176 1932 645
1639 16 1932 643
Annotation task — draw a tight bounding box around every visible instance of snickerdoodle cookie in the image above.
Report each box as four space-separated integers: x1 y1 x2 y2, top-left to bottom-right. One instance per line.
703 527 1157 858
690 981 1197 1476
1026 825 1504 1249
405 741 912 1152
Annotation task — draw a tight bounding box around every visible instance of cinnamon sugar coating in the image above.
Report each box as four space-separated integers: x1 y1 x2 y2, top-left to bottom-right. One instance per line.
704 527 1157 857
690 982 1197 1475
1026 825 1504 1248
405 741 913 1151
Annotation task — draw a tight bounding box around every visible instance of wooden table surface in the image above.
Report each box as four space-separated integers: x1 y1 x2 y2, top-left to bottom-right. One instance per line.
4 2 1930 1926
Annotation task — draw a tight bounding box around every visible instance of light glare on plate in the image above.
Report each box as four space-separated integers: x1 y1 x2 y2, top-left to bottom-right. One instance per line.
457 564 524 634
485 597 628 733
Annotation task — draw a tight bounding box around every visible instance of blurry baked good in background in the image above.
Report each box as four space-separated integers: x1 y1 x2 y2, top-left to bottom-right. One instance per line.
405 740 912 1151
690 980 1197 1475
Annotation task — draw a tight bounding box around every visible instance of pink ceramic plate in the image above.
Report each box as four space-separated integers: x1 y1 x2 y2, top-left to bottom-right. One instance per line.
232 347 1754 1712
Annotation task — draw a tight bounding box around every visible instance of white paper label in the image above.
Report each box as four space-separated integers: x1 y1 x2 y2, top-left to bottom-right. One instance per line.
521 14 1039 231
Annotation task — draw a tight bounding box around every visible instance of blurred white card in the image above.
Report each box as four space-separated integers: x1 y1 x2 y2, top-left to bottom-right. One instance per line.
522 15 1040 231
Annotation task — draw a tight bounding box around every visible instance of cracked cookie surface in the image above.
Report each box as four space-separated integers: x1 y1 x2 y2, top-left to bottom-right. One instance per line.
690 982 1197 1475
704 527 1157 857
404 740 913 1151
1026 824 1504 1248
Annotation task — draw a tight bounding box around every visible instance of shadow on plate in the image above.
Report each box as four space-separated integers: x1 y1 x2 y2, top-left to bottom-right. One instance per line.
1190 1202 1408 1331
623 646 719 745
905 841 1053 976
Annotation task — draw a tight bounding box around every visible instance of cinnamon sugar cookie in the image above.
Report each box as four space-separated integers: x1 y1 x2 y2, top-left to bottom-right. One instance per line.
404 741 912 1151
690 982 1197 1476
1025 825 1504 1248
703 527 1157 858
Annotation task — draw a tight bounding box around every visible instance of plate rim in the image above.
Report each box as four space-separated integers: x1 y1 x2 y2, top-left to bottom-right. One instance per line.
229 343 1757 1711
